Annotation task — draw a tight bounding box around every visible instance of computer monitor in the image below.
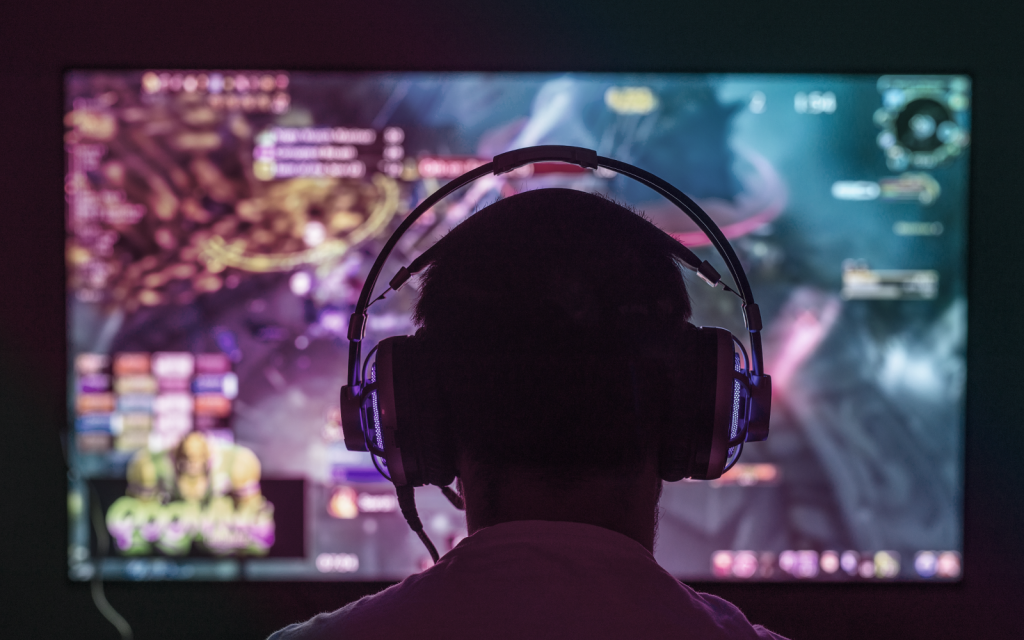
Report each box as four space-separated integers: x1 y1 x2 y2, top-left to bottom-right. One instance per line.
65 71 969 582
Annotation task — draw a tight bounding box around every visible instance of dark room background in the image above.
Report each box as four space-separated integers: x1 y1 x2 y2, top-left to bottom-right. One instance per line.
1 0 1021 637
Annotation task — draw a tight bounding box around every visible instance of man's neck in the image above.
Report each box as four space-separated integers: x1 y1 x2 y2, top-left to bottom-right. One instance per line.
459 464 662 553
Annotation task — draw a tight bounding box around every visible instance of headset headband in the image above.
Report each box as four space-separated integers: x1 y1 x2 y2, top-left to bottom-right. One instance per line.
346 145 765 388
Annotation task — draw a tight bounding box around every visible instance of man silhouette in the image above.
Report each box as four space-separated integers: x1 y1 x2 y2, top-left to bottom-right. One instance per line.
270 189 786 639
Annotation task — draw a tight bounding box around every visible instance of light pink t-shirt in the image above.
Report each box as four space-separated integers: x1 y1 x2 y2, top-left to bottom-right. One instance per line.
269 520 787 640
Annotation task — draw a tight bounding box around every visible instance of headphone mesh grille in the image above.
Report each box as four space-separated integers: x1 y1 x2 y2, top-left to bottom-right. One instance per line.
728 353 743 458
730 379 741 440
370 364 384 452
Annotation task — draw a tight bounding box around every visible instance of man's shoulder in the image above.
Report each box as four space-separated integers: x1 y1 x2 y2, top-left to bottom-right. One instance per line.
266 574 426 640
266 522 789 640
266 600 354 640
686 589 789 640
267 577 788 640
265 593 377 640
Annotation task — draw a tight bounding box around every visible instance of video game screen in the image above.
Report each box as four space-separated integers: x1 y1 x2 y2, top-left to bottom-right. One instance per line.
65 71 969 582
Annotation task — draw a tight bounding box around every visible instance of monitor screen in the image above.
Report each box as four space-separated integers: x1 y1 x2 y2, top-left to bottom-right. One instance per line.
65 71 968 582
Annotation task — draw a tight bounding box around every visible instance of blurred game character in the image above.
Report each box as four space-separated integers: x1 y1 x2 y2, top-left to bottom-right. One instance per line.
106 432 274 556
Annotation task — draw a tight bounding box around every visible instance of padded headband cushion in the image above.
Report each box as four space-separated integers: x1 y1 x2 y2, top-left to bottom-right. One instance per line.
389 331 457 487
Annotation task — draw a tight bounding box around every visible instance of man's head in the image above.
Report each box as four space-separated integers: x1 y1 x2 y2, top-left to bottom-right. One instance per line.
413 188 693 549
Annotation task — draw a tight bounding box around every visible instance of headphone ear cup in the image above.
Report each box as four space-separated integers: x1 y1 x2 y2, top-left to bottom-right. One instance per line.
659 326 736 482
389 334 457 488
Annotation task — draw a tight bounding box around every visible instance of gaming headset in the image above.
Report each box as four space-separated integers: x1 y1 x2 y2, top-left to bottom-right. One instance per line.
339 145 772 561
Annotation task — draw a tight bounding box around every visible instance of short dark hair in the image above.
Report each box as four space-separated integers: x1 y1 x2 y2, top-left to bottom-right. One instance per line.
414 189 692 481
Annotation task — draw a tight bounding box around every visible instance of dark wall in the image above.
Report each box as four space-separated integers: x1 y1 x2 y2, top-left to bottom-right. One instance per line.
1 1 1021 637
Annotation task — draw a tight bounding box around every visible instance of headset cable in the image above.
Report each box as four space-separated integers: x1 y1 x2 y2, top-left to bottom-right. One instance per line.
89 482 134 640
396 485 440 564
